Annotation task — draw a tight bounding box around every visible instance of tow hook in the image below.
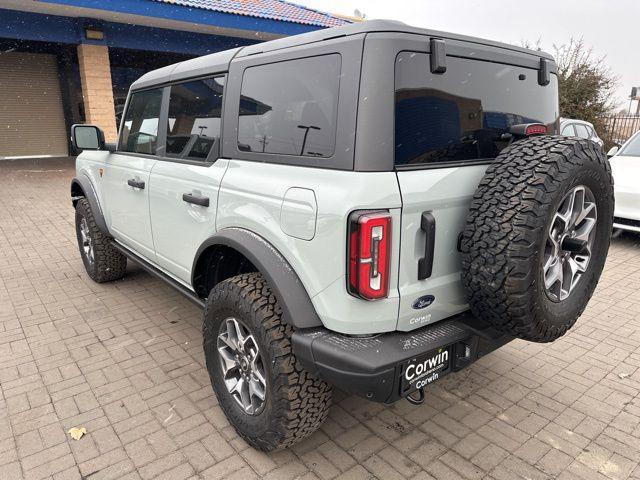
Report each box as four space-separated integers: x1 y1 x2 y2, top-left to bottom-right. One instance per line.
406 387 425 405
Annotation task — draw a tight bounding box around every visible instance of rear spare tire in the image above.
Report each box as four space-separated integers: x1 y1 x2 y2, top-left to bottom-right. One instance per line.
461 136 613 342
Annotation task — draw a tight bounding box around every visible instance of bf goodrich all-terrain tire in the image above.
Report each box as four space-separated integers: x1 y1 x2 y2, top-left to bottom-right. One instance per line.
75 198 127 283
461 136 614 342
203 273 332 451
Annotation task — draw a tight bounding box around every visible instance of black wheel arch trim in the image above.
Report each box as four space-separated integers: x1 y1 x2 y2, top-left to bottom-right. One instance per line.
71 175 109 236
192 228 323 329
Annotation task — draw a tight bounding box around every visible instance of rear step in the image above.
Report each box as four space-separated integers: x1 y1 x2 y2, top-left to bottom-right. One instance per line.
292 312 512 404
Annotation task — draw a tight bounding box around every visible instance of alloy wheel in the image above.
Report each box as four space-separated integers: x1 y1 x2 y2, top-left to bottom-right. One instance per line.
543 185 597 302
217 317 267 415
79 217 95 265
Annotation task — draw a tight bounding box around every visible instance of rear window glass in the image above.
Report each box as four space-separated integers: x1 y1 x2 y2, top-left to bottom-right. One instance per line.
394 52 559 166
237 54 340 158
166 77 225 161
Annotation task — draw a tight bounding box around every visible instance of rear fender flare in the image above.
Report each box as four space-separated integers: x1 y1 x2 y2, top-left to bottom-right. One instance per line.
193 228 323 329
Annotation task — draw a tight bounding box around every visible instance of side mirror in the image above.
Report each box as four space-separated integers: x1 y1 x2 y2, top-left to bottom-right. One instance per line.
606 146 619 158
71 124 105 151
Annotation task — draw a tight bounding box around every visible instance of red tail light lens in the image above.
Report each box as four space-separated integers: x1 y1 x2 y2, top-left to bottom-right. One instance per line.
347 211 391 300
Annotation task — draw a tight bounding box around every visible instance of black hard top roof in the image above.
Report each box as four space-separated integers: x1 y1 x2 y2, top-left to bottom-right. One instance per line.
132 19 554 90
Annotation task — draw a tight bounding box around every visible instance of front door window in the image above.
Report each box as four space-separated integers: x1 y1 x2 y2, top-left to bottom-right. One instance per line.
119 88 163 155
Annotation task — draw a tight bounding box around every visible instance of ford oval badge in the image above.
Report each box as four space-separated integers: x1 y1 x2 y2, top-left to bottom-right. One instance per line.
412 295 435 310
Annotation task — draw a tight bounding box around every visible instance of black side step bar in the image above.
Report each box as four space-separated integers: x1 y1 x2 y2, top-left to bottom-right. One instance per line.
110 241 205 308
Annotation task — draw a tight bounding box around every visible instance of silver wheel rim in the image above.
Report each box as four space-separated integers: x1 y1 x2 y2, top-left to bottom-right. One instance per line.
543 185 597 302
217 317 267 415
79 217 95 265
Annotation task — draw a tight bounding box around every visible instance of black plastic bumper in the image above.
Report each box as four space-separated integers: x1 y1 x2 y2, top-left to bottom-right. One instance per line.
292 312 513 404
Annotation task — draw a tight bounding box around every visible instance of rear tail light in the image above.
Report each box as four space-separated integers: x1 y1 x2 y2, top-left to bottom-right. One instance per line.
347 211 391 300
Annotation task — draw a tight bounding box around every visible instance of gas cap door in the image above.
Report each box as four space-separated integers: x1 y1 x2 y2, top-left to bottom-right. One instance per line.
280 187 317 241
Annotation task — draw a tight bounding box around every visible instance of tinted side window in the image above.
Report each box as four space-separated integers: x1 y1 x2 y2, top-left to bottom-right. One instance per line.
394 52 559 166
237 54 340 158
166 77 225 161
120 88 163 155
574 124 590 139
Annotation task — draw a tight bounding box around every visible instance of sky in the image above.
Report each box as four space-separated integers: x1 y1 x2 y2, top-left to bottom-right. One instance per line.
300 0 638 111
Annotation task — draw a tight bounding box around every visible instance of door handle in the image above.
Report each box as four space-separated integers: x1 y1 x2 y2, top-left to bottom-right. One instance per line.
127 178 145 189
182 193 209 207
418 211 436 280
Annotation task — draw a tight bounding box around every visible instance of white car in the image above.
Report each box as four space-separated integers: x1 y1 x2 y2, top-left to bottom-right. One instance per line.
608 132 640 232
560 118 604 147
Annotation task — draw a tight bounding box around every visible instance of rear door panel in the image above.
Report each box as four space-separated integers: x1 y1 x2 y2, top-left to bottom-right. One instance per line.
148 76 228 284
149 160 227 284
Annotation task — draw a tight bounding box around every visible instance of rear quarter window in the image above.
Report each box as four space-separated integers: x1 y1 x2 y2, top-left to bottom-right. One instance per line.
237 54 341 158
394 52 559 167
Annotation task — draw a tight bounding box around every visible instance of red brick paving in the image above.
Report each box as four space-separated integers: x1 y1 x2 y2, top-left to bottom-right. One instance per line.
1 158 640 479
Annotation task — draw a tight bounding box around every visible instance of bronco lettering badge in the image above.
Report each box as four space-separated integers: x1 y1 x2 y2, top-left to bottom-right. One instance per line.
401 347 451 394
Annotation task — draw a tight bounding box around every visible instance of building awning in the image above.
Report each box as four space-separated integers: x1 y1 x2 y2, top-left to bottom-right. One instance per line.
154 0 348 27
0 0 350 40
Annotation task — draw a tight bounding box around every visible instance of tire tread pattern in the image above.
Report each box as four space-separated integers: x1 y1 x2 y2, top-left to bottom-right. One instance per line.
204 272 332 451
461 136 613 342
75 198 127 283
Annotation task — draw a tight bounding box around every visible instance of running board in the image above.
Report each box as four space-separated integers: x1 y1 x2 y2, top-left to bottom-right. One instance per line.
110 241 205 308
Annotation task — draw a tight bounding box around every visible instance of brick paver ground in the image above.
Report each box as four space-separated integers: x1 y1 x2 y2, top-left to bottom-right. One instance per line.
1 157 640 480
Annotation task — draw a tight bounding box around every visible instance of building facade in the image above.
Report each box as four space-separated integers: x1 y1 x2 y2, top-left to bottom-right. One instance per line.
0 0 348 158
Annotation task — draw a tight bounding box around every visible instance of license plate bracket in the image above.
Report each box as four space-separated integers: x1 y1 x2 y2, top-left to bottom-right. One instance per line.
400 346 451 396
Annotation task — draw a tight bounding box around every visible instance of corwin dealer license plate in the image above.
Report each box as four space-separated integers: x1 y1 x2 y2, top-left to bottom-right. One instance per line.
400 347 451 395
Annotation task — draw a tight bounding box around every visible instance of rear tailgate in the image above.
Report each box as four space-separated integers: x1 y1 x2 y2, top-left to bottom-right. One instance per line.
396 165 488 330
394 50 559 331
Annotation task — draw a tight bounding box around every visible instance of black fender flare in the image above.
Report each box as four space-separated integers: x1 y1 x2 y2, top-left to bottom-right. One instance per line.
193 228 323 329
71 175 109 236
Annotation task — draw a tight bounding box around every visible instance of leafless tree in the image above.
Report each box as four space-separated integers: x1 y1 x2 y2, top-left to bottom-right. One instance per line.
553 39 619 132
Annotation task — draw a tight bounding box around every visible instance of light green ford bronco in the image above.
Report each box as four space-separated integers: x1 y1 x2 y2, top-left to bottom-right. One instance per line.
70 20 614 450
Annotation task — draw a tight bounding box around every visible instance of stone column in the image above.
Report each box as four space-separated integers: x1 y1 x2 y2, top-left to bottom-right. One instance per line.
77 44 118 143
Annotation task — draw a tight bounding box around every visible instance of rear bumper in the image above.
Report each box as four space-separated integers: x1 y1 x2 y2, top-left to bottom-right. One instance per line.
292 311 512 404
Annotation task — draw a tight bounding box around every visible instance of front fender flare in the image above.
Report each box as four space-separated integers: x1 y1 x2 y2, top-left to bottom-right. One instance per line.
193 228 323 329
71 175 109 236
